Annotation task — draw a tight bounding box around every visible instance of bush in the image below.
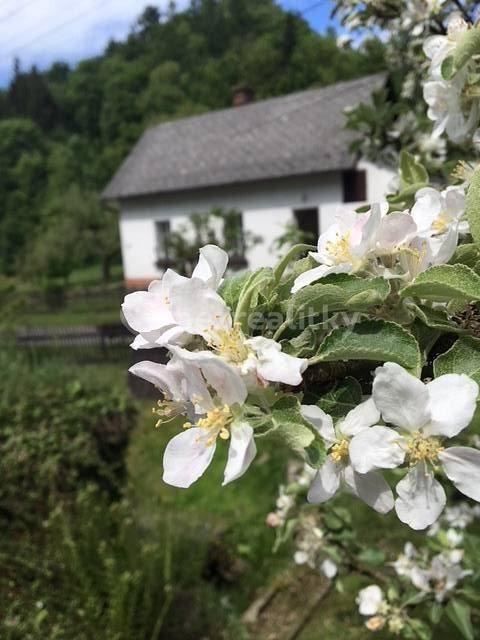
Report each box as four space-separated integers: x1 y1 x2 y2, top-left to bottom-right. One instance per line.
1 486 239 640
0 353 136 527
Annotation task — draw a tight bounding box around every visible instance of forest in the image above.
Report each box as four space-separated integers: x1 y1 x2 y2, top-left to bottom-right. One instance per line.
0 0 385 283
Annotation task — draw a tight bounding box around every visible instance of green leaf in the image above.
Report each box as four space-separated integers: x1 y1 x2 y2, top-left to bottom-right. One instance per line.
387 181 429 206
441 55 455 80
466 166 480 244
400 150 429 188
446 599 474 640
313 319 422 374
434 336 480 383
406 301 468 334
304 438 327 468
219 271 251 310
317 377 363 417
285 274 390 322
282 321 327 358
450 243 480 269
400 264 480 302
357 548 386 566
271 395 316 451
453 26 480 74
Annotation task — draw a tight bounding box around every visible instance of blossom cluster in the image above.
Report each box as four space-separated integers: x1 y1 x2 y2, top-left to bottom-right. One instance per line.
423 14 480 143
123 244 308 488
357 501 480 636
122 175 479 530
291 185 466 292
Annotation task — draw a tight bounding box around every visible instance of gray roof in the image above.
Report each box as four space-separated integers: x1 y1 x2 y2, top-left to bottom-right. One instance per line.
103 73 385 200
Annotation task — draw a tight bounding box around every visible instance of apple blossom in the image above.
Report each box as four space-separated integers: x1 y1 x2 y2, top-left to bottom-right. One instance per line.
349 362 479 529
411 185 467 236
167 277 308 387
291 203 416 292
301 401 395 514
129 358 256 488
122 244 228 349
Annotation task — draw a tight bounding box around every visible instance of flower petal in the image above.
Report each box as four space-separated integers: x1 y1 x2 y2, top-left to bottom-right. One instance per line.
373 362 430 431
247 336 307 386
163 428 216 488
301 405 336 446
307 456 341 503
223 422 257 485
122 290 174 333
291 263 351 293
357 585 384 616
395 463 446 530
411 188 442 235
129 360 185 400
376 212 417 253
349 426 406 474
424 374 479 438
169 346 247 406
340 398 380 437
192 244 229 289
343 466 394 514
170 278 232 338
439 447 480 502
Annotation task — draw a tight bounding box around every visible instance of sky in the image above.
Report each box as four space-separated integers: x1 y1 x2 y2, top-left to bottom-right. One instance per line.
0 0 338 87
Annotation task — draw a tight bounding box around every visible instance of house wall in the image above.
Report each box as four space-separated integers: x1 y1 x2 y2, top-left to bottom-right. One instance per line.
118 164 395 288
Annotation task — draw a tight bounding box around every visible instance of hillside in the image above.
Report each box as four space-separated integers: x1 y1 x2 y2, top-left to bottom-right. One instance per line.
0 0 385 280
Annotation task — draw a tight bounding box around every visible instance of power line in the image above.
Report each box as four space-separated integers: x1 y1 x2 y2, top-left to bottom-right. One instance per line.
300 0 329 16
3 0 114 57
0 0 37 24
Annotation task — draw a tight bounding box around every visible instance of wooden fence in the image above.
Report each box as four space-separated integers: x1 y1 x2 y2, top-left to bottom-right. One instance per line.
7 324 167 399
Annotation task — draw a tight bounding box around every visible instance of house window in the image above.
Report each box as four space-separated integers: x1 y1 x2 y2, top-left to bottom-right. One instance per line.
342 169 367 202
155 220 171 260
293 207 319 240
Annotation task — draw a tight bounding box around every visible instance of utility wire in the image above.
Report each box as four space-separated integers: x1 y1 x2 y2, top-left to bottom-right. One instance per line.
3 0 114 57
300 0 329 15
0 0 37 24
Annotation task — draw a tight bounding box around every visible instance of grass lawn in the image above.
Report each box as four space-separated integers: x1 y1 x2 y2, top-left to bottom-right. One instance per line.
64 262 124 288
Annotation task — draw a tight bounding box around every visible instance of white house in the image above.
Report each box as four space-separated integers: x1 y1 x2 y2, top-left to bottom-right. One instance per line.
103 73 395 288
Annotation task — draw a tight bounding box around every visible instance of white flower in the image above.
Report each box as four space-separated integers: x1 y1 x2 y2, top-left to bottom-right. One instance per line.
294 550 310 565
122 244 228 349
162 415 257 488
321 558 338 579
396 229 458 281
128 358 256 488
357 585 385 616
168 277 308 387
392 543 431 591
423 13 469 79
291 204 415 292
349 362 479 529
423 76 479 143
301 401 394 514
426 553 472 602
411 185 467 236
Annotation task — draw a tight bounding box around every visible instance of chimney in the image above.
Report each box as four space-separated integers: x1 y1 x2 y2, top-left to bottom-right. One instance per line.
232 85 255 107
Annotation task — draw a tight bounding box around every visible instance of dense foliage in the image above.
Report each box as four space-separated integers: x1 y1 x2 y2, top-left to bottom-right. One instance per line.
0 0 385 279
0 354 136 526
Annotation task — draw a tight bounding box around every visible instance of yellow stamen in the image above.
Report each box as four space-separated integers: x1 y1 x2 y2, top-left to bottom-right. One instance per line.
407 432 444 465
152 399 184 427
331 438 350 463
196 405 233 446
326 232 352 264
207 323 250 364
432 214 448 233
